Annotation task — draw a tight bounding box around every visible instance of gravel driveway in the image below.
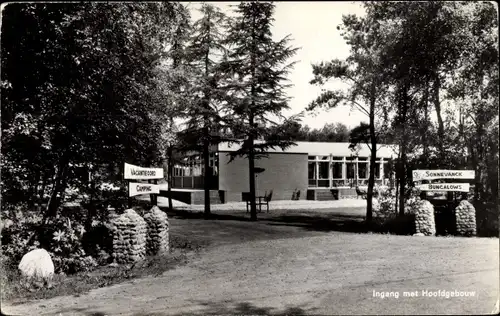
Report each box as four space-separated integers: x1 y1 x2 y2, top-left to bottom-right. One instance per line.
3 210 498 316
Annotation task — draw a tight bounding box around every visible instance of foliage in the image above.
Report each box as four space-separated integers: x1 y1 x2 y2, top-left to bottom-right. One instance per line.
1 203 99 274
1 204 43 263
174 3 231 217
221 1 299 220
316 1 499 217
372 189 397 225
267 121 351 143
308 7 391 223
1 2 186 215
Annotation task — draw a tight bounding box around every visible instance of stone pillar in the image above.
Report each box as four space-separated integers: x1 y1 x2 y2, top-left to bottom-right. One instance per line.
414 200 436 236
112 209 147 264
455 200 476 236
143 206 170 255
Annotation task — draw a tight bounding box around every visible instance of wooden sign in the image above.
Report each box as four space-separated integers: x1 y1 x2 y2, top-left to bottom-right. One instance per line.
124 163 164 180
412 170 475 181
128 182 160 197
418 183 470 192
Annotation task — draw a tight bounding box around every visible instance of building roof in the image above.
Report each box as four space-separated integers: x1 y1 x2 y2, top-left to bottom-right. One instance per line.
218 141 398 158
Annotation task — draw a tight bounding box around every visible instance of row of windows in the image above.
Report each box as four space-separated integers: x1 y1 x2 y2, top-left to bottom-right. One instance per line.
173 153 218 177
308 161 391 180
308 156 378 161
173 165 218 177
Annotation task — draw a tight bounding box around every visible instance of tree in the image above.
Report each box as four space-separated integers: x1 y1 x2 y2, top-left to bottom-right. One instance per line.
1 3 187 218
222 1 298 221
447 2 498 203
308 11 389 225
159 3 192 212
365 1 498 216
177 3 229 218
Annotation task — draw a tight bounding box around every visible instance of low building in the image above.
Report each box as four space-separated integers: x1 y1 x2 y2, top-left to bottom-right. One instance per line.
171 141 398 204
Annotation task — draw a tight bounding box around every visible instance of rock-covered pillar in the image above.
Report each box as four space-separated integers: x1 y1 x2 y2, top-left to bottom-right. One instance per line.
112 209 147 264
143 206 169 255
414 200 436 236
455 200 476 236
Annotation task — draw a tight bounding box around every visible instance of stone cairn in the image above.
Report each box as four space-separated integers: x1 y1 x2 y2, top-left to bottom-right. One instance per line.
414 200 436 236
143 206 170 256
455 200 476 236
112 209 147 264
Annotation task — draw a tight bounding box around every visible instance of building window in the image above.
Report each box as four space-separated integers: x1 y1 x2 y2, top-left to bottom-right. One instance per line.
347 162 356 179
318 161 329 179
332 161 342 179
358 162 368 179
375 162 381 179
383 161 392 179
308 162 316 179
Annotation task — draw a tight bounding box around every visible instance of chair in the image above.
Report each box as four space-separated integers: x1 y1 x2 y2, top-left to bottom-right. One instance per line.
356 186 367 199
242 192 251 213
243 190 273 213
264 190 273 213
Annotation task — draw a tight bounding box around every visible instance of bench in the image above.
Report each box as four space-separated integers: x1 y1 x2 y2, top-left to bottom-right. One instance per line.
242 190 273 213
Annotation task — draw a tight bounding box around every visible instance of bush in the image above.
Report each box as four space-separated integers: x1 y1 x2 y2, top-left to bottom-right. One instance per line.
373 188 397 225
43 216 98 274
1 203 43 263
386 214 417 235
2 203 101 274
475 201 499 237
371 187 422 235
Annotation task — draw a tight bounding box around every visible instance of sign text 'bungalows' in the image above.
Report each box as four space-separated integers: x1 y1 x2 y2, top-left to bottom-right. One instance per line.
412 170 475 181
418 183 470 192
128 182 160 197
124 163 164 180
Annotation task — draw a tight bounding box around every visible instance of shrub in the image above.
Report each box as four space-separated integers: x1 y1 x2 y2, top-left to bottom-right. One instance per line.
475 201 499 237
371 186 423 235
373 188 397 225
1 203 43 263
44 216 98 274
2 203 100 274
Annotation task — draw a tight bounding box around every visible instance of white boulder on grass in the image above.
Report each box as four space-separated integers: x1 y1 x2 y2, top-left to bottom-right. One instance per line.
18 248 55 280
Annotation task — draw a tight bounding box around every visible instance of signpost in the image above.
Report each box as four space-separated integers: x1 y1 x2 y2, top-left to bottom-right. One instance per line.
124 163 164 208
413 169 474 197
124 163 164 180
412 170 475 181
128 182 160 197
418 183 470 192
413 169 475 235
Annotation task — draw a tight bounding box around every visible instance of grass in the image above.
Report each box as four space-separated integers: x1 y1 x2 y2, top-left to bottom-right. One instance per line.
1 234 208 305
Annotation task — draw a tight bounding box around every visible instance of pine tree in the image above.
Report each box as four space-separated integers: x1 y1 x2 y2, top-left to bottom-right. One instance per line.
222 1 298 221
178 3 229 218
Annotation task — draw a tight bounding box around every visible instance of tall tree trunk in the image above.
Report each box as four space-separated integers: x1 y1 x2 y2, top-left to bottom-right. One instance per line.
366 84 377 225
45 153 70 219
203 127 211 218
423 80 430 158
398 149 406 216
433 75 445 162
86 163 97 232
167 144 173 211
248 131 257 221
398 83 409 217
248 10 257 221
39 173 47 203
203 17 212 219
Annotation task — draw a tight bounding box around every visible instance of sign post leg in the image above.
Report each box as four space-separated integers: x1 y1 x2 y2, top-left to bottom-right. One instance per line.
128 180 133 209
150 179 158 206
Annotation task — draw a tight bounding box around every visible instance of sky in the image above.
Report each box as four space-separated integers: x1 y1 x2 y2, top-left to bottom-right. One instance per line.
188 1 368 129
